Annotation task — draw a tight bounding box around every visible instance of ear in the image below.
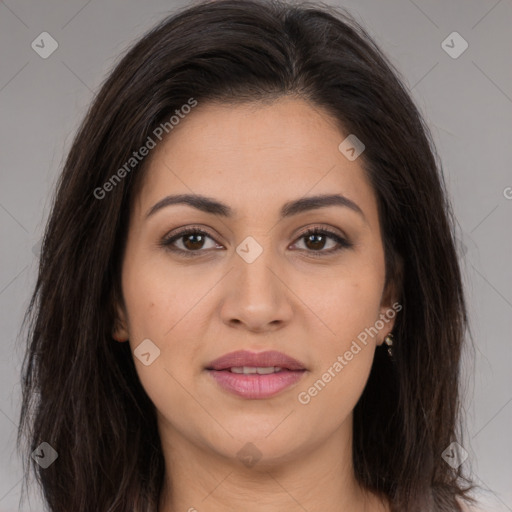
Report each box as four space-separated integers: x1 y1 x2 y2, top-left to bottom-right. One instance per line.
111 290 129 342
377 255 403 346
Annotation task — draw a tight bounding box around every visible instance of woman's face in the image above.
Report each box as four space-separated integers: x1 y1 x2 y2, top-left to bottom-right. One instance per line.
114 96 397 467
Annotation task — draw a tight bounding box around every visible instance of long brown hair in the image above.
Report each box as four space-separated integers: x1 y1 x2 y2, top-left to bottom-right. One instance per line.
17 0 474 510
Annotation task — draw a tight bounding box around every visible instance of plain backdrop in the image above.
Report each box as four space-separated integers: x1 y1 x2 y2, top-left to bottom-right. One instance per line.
1 0 511 510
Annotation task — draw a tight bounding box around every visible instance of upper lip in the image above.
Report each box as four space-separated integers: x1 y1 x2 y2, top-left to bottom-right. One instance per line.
206 350 306 371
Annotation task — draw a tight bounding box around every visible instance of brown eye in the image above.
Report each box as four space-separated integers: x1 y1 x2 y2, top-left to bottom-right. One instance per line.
160 228 221 256
160 226 352 258
292 228 353 255
181 232 208 251
303 232 331 251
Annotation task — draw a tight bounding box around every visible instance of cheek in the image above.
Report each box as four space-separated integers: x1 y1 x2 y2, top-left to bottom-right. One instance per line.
300 262 384 346
296 345 374 432
122 247 203 341
121 251 211 406
293 261 383 413
297 274 381 414
123 287 202 437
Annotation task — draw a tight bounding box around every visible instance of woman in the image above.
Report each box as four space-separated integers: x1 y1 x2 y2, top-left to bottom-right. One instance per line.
17 0 476 510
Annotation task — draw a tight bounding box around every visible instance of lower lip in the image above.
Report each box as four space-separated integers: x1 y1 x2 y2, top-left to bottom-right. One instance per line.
207 369 306 399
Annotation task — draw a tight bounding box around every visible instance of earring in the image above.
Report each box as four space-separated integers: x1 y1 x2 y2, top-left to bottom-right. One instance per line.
383 333 394 357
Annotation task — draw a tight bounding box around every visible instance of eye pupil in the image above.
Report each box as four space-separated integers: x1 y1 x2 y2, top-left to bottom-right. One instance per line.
305 233 326 250
183 233 205 250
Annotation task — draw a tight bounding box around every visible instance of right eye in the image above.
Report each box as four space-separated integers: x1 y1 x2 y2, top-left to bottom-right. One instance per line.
159 227 223 256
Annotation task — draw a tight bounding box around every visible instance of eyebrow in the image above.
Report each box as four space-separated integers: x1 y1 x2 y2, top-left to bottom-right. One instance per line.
145 193 367 223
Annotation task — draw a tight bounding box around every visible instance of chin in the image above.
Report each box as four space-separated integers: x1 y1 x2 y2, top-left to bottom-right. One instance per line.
207 423 312 464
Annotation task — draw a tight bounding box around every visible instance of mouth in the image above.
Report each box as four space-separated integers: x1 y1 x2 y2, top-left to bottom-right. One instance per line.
205 350 307 399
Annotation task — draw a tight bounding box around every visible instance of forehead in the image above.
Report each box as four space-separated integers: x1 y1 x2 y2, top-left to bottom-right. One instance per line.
134 97 378 226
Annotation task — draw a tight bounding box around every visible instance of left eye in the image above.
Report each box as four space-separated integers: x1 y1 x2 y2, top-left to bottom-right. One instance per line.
160 227 352 257
292 228 352 253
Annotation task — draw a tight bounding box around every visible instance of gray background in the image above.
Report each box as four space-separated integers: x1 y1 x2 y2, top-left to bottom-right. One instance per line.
1 0 511 510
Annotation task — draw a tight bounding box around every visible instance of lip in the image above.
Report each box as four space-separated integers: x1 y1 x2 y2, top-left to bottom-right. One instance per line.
205 350 307 400
206 350 306 371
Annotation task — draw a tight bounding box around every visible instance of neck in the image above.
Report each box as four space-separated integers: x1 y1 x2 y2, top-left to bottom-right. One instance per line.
157 415 389 512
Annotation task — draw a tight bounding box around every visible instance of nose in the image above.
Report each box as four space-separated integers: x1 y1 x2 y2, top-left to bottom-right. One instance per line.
219 241 294 333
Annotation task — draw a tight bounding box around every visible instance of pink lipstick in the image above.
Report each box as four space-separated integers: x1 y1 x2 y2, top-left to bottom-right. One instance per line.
205 350 307 399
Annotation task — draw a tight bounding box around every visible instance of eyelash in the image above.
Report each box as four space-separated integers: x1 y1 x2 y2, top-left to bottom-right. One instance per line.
159 225 353 258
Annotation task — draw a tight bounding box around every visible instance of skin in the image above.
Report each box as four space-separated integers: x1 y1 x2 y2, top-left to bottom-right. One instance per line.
113 96 397 512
